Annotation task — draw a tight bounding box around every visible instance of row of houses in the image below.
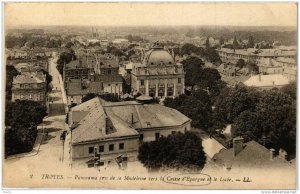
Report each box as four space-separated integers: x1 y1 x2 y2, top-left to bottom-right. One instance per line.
6 48 53 60
217 48 296 64
63 51 124 105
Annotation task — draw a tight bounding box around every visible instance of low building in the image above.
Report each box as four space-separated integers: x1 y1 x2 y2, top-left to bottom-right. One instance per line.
101 74 123 95
212 138 293 171
217 48 296 64
69 97 191 167
63 58 96 87
243 74 289 89
11 71 47 103
65 79 103 105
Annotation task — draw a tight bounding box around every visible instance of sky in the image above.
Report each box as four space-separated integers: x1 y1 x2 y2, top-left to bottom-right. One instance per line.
4 2 298 27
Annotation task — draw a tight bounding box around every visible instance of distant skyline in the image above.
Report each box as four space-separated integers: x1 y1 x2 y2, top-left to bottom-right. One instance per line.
5 3 297 27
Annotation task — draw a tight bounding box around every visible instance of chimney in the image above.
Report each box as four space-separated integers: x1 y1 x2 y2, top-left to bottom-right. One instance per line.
233 137 244 156
270 148 276 160
131 113 134 124
105 117 114 134
258 74 261 82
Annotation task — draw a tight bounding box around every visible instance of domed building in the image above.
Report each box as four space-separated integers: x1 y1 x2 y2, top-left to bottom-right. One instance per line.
131 42 185 98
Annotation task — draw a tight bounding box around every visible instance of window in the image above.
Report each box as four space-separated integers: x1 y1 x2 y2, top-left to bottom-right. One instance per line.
119 143 124 150
108 70 111 74
88 147 94 154
99 162 105 166
99 145 104 152
139 134 144 141
108 84 111 86
172 131 176 135
178 78 181 84
140 80 144 86
109 144 114 151
155 133 160 140
167 88 173 96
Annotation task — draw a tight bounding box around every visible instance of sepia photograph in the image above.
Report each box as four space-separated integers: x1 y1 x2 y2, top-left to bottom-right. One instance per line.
2 2 298 190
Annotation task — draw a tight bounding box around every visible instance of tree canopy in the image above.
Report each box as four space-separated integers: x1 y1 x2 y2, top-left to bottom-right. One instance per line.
6 66 18 101
56 49 76 75
182 56 205 87
231 89 296 155
138 132 206 171
164 90 213 130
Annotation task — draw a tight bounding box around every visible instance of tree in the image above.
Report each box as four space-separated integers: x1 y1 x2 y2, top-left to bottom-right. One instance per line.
164 93 212 130
138 132 206 171
236 59 246 68
82 93 98 103
182 56 205 88
219 36 225 45
5 100 47 156
232 110 263 142
231 89 296 155
281 82 296 100
181 43 205 56
213 85 260 124
205 37 210 50
56 49 76 75
5 100 47 128
233 36 239 49
247 35 255 48
41 69 53 92
205 47 221 63
6 66 18 100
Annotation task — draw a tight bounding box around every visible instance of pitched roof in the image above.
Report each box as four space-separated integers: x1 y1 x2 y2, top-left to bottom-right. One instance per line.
71 101 139 144
99 58 119 68
212 140 293 170
104 103 191 129
13 71 45 84
66 80 103 96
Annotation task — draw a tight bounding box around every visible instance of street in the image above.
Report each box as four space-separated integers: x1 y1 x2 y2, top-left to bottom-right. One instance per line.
4 54 71 178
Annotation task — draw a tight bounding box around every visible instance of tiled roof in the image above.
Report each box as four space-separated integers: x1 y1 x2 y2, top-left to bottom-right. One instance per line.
70 97 191 144
72 103 139 144
65 56 96 69
98 58 119 68
105 103 191 129
212 140 293 170
66 80 103 96
13 71 45 84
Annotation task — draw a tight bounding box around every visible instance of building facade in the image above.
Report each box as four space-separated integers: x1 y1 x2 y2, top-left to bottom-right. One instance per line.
11 71 47 103
217 48 296 64
69 97 191 168
131 42 185 98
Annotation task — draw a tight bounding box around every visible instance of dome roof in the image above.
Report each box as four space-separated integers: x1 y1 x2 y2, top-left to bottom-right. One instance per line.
144 43 175 66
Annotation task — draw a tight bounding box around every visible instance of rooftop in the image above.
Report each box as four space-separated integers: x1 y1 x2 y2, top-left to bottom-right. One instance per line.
212 140 293 170
13 71 45 84
243 74 289 88
71 100 139 145
66 80 103 96
71 97 191 144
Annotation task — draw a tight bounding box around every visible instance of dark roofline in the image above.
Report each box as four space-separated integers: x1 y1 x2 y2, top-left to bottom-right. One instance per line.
72 134 140 145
